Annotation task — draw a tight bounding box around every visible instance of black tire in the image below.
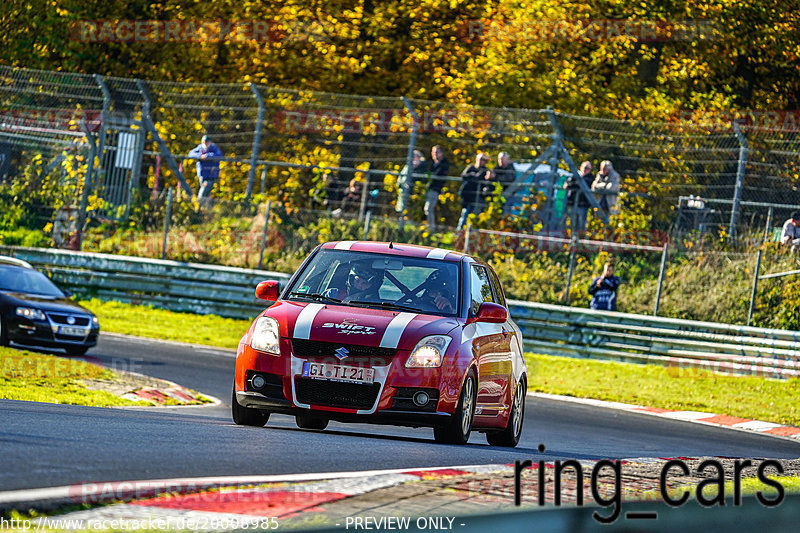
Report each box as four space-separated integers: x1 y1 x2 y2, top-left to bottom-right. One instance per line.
0 317 8 347
486 377 526 448
434 372 476 445
295 414 329 430
231 387 269 427
65 346 88 356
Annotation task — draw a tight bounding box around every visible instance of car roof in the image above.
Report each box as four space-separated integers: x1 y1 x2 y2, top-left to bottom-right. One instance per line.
0 255 34 269
320 241 467 262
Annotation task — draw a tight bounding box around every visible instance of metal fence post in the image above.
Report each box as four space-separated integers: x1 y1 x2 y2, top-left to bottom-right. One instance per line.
162 187 173 260
763 206 774 243
654 242 669 316
729 121 749 242
77 124 97 252
260 165 268 195
363 210 372 240
136 79 194 196
258 199 272 270
358 170 370 222
401 97 420 230
747 249 763 326
464 224 471 253
545 107 564 232
563 236 578 304
246 83 266 204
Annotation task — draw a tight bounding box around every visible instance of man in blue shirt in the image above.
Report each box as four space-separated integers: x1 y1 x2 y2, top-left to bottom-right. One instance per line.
188 135 222 205
588 262 621 311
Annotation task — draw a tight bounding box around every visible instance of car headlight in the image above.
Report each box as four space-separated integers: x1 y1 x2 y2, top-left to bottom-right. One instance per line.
250 316 281 355
406 335 452 368
16 307 46 321
92 316 100 326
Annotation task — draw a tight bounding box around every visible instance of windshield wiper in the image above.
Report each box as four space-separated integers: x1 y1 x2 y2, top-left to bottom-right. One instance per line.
288 292 341 303
347 300 421 313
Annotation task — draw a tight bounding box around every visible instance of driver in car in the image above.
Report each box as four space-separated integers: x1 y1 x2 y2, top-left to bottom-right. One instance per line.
324 262 383 303
419 269 456 313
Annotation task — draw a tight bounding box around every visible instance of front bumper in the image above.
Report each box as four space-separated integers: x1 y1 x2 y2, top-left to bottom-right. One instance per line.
7 315 99 351
235 390 452 429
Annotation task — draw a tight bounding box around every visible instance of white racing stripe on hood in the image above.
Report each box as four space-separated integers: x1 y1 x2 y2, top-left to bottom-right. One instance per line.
379 312 418 348
293 303 325 339
426 248 449 259
334 241 357 250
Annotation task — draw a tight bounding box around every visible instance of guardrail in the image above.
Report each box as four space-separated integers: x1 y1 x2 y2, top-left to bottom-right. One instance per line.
511 301 800 379
2 246 798 378
0 246 291 320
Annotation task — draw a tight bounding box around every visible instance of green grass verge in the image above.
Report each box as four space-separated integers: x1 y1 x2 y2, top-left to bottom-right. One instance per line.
82 298 250 349
80 299 799 426
0 346 144 407
525 353 800 427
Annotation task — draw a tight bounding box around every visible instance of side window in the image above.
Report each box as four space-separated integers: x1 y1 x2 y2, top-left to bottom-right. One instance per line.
469 265 494 316
488 268 506 307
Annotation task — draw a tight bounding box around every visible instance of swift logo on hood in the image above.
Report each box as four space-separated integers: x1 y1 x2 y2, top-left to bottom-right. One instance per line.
322 318 377 335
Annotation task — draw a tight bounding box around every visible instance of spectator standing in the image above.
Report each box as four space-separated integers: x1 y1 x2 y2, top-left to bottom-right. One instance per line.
425 145 450 232
396 149 426 224
591 160 621 219
782 211 800 252
588 262 621 311
488 152 516 193
457 152 491 230
187 135 222 206
564 161 594 232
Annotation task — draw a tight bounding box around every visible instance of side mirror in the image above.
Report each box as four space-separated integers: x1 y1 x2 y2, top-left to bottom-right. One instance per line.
466 302 508 324
255 280 280 301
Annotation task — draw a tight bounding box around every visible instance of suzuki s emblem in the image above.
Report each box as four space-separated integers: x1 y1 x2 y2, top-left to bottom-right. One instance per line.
334 347 349 360
67 316 76 325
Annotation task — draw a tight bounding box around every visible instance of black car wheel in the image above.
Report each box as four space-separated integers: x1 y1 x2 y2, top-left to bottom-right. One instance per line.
231 387 269 427
295 414 329 430
486 376 526 448
0 316 7 347
434 372 476 445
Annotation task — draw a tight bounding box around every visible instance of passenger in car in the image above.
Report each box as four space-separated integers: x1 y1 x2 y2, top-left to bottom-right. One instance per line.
419 269 456 313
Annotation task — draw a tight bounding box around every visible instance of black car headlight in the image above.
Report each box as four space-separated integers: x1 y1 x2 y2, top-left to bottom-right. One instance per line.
15 307 46 321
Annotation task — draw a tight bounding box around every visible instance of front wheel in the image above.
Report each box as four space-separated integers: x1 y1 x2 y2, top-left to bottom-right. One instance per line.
231 388 269 427
434 373 476 445
0 317 8 347
486 377 526 447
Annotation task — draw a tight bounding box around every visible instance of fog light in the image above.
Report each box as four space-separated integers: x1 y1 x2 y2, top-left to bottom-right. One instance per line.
251 375 266 390
412 391 430 407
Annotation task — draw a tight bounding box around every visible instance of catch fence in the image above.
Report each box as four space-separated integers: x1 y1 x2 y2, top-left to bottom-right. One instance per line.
3 65 800 245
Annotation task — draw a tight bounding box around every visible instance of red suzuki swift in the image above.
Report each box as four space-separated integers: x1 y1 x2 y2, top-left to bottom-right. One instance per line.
233 241 527 446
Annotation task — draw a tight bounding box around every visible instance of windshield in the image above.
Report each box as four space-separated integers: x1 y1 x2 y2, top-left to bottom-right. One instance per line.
286 249 460 316
0 265 66 298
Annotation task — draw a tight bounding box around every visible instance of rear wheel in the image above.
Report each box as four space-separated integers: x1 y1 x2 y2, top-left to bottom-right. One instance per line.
295 414 329 430
434 373 475 445
231 387 269 427
486 377 526 448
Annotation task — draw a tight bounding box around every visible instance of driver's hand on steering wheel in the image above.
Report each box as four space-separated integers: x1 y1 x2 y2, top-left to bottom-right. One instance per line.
431 291 454 313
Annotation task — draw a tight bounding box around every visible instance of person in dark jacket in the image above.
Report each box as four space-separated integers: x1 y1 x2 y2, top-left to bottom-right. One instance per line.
564 161 594 232
424 145 450 232
588 262 621 311
486 152 516 195
457 152 491 230
187 134 223 205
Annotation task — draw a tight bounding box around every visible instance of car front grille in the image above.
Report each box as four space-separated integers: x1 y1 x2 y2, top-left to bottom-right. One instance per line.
46 313 91 326
292 339 396 366
294 376 380 410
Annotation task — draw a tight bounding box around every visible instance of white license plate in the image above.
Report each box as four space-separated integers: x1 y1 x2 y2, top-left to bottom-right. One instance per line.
301 362 374 384
58 326 85 336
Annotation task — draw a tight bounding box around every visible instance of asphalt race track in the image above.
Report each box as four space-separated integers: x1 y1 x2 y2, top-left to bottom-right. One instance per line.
1 333 799 491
